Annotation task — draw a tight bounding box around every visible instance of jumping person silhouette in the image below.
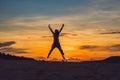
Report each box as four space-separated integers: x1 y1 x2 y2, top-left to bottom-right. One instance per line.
47 24 65 59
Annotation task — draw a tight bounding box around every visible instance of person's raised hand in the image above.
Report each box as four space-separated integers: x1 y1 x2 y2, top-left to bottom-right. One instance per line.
62 24 64 27
48 24 50 27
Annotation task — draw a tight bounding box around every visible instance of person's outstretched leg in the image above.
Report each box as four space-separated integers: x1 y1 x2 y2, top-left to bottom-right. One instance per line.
58 46 65 59
47 46 55 58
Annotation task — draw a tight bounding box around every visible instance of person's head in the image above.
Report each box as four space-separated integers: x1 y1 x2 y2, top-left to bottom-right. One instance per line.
55 29 59 33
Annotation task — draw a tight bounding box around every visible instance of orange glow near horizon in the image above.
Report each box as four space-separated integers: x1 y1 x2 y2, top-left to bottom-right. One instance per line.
8 30 120 61
0 25 120 61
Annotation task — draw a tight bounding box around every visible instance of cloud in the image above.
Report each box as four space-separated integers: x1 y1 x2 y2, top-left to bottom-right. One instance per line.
0 41 28 54
42 32 78 38
0 3 120 33
100 31 120 34
109 44 120 51
80 45 100 49
1 0 120 33
80 44 120 52
60 33 70 36
61 33 78 37
0 0 120 32
42 35 52 38
99 29 120 34
0 41 16 47
0 47 28 54
0 16 50 32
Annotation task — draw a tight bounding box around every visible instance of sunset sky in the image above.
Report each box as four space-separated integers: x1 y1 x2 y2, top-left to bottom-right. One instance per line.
0 0 120 61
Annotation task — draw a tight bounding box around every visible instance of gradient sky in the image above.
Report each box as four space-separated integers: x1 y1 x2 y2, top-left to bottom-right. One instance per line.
0 0 120 61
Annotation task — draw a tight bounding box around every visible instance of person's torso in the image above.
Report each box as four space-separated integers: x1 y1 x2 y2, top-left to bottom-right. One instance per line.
53 32 59 43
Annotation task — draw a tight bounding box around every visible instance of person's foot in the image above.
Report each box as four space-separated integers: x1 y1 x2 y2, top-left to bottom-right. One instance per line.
61 59 67 62
62 56 65 60
47 56 49 58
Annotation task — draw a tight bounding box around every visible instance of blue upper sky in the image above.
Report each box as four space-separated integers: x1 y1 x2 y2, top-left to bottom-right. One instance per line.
0 0 120 30
0 0 95 27
0 0 89 17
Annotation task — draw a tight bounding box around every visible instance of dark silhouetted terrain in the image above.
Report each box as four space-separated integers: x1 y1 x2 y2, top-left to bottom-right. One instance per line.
84 56 120 64
100 56 120 63
0 52 34 60
0 56 120 80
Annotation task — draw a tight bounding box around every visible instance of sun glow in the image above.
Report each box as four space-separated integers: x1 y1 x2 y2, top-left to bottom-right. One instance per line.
63 46 74 50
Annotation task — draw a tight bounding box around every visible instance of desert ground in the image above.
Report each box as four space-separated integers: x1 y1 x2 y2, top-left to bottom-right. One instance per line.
0 60 120 80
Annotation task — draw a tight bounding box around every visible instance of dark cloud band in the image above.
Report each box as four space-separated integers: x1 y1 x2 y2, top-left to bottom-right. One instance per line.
0 41 28 54
0 41 16 47
0 47 28 54
80 44 120 51
100 31 120 34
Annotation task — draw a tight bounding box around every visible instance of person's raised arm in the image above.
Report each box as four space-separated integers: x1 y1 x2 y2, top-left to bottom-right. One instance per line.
59 24 64 33
48 24 54 34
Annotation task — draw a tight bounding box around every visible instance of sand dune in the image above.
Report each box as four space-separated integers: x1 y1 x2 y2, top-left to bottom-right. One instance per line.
0 60 120 80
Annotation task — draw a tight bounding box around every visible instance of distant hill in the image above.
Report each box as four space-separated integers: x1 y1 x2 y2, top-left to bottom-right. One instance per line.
82 56 120 64
0 52 34 60
100 56 120 63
